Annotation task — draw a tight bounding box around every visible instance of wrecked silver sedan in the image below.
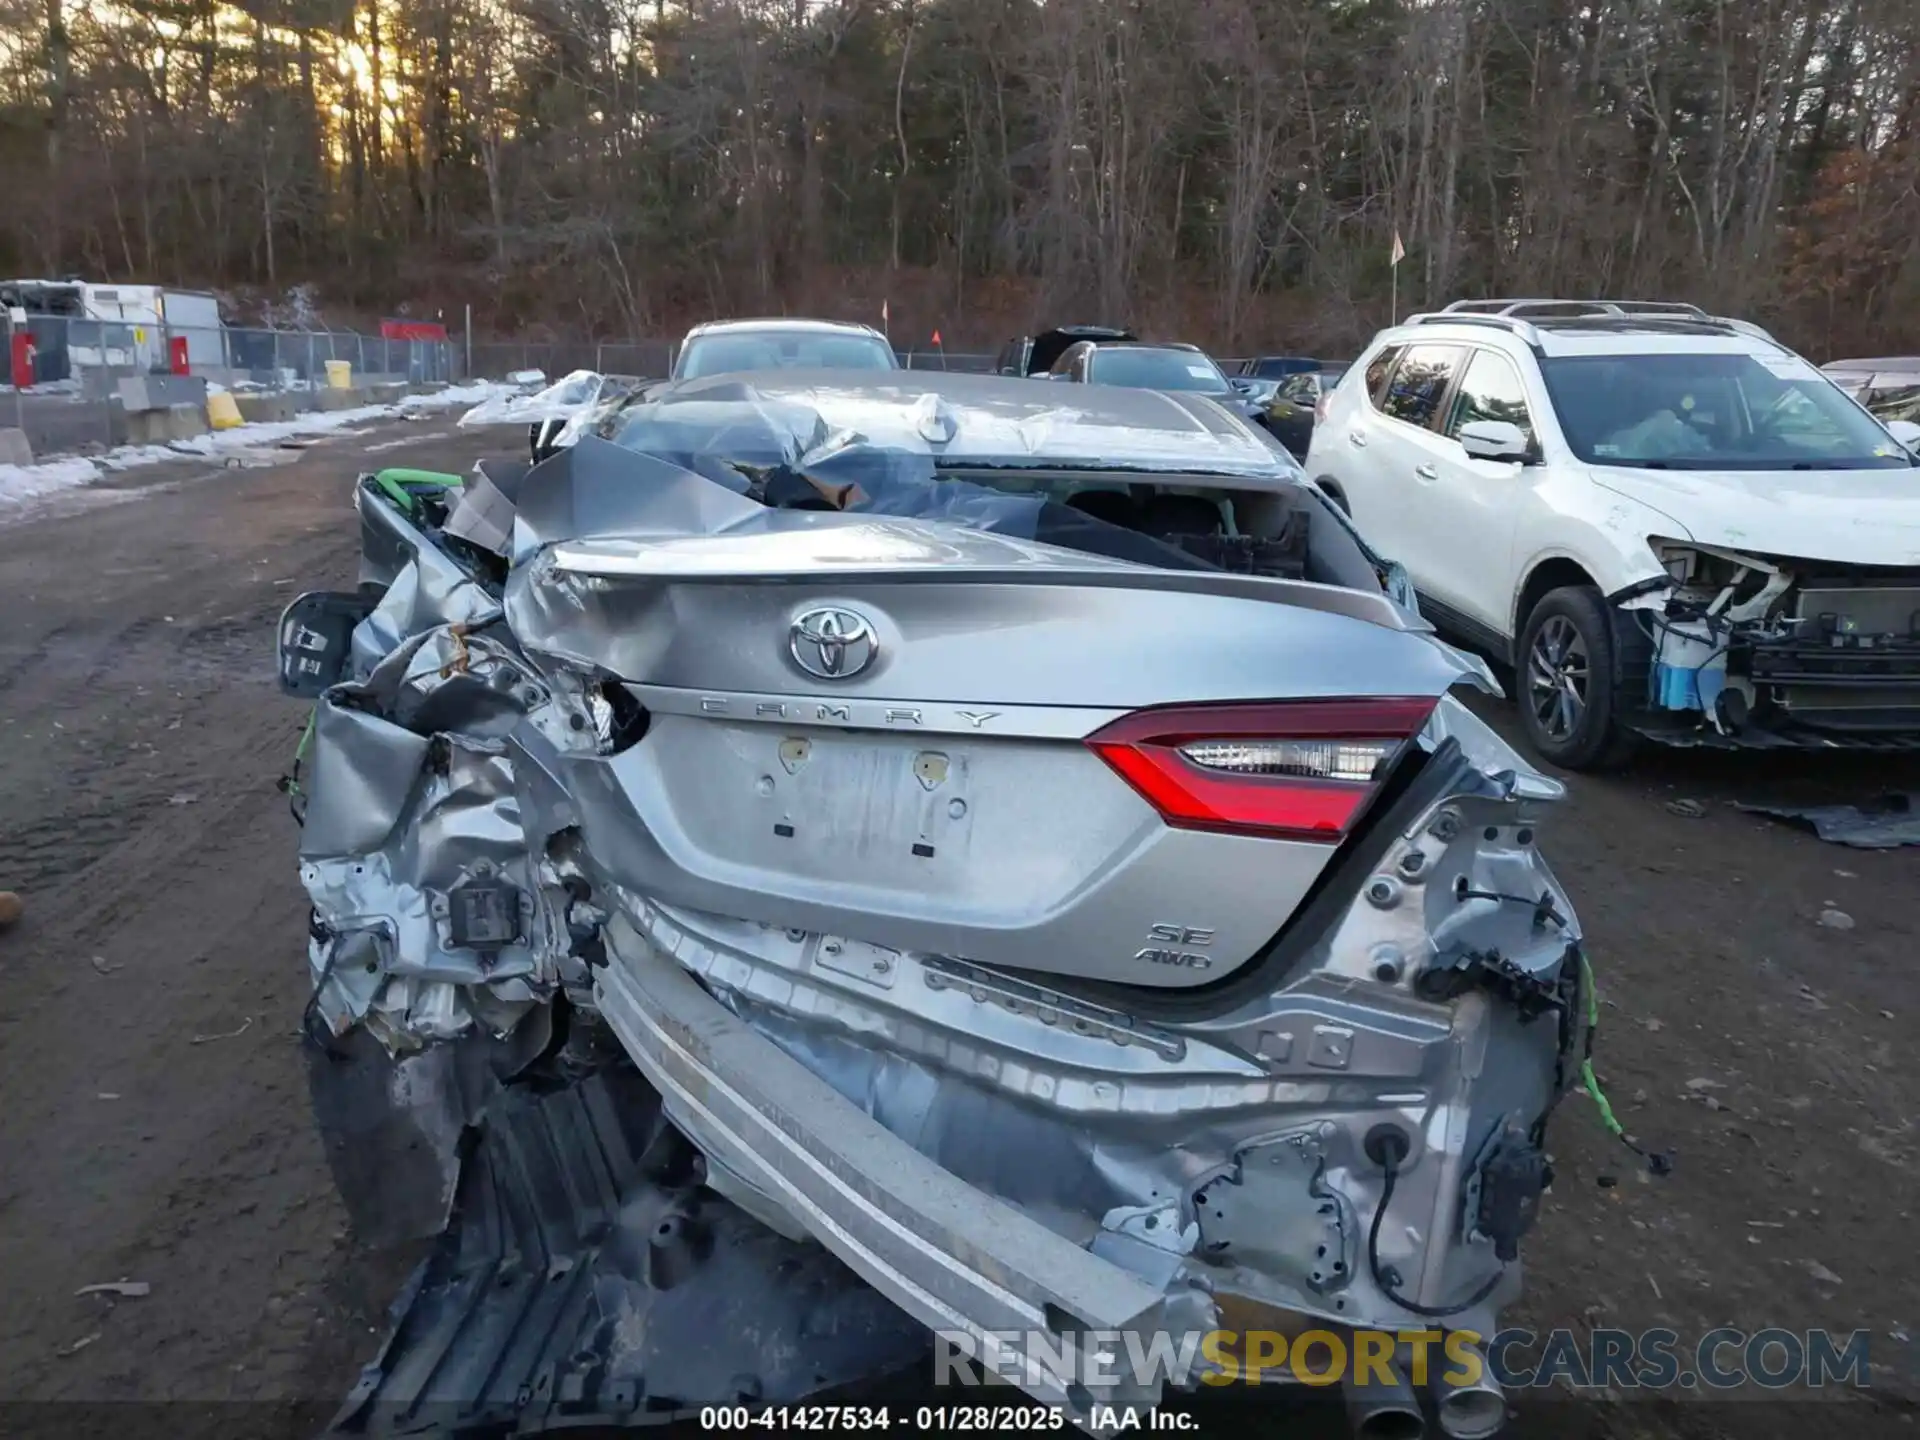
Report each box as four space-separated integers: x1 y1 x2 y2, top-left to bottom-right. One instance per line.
280 371 1590 1439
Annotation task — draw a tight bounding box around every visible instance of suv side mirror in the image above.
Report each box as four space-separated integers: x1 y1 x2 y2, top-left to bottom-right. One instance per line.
1885 419 1920 455
1459 418 1530 463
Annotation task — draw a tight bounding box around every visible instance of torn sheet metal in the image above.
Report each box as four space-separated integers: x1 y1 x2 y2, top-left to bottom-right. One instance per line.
1737 792 1920 847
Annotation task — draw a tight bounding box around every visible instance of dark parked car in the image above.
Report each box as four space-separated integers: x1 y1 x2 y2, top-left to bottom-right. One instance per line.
1235 355 1330 381
1046 339 1234 392
1043 339 1288 438
1261 365 1349 459
995 325 1137 377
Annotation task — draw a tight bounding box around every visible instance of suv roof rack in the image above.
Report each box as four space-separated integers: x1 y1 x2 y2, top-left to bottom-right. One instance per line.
1403 299 1778 347
1440 298 1710 320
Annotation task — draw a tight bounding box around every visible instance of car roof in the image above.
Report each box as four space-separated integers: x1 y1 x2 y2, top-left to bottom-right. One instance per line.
1033 324 1135 341
646 367 1299 482
1082 340 1204 355
683 317 887 340
1824 356 1920 373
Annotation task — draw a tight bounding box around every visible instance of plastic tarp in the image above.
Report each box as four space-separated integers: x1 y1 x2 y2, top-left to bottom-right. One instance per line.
449 374 1418 609
459 369 641 429
1737 793 1920 848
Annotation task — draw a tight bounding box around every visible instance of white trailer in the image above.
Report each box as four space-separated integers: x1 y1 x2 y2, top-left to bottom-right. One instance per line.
78 284 225 370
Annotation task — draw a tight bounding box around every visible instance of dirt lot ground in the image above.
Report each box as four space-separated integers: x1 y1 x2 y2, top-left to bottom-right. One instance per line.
0 421 1915 1438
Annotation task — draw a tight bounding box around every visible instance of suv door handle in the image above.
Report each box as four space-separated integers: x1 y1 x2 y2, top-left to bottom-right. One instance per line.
1414 462 1438 481
1348 430 1368 448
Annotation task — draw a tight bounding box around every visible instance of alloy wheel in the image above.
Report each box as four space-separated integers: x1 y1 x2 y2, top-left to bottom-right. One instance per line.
1527 614 1590 741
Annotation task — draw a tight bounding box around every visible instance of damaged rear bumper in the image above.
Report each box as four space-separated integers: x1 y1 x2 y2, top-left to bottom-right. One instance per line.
591 920 1175 1417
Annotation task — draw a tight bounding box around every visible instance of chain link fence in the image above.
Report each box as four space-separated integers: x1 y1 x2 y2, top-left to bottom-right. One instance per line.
2 308 1269 463
455 340 998 380
2 312 459 460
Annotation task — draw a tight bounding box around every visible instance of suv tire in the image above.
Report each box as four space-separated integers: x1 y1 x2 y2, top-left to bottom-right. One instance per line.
1516 585 1641 771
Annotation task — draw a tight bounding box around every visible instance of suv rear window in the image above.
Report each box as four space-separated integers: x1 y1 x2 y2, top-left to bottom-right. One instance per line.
1363 346 1403 402
1380 345 1466 429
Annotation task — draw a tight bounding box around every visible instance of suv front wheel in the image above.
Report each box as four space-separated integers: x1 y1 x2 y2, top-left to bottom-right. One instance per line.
1517 585 1641 770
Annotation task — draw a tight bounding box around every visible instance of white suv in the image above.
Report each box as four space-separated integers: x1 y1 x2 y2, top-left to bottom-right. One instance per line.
1305 299 1920 769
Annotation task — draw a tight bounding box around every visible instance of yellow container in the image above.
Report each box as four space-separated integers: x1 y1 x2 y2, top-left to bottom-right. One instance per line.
325 359 353 389
206 390 243 431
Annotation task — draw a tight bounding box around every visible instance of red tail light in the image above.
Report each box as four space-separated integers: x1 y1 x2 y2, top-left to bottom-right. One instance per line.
1086 698 1435 841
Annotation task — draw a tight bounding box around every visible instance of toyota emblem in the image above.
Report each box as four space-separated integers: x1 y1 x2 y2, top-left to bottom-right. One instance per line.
788 606 879 680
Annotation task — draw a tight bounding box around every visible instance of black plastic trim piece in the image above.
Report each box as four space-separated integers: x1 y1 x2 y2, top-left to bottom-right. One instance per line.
327 1060 927 1436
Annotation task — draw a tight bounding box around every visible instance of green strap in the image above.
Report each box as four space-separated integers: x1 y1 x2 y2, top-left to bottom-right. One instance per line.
368 467 464 512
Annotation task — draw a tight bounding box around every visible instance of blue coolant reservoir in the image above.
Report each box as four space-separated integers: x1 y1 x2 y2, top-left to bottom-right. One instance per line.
1649 620 1725 712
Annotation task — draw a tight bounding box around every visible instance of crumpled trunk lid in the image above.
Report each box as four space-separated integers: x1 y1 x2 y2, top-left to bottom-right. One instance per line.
503 522 1485 988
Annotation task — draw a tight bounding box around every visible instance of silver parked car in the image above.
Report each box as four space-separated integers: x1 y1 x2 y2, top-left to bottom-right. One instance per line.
281 369 1586 1439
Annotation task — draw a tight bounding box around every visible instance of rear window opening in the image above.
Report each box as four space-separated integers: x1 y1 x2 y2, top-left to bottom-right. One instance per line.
939 469 1382 592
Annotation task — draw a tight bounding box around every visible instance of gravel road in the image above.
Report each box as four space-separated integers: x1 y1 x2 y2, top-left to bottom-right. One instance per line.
0 421 1913 1438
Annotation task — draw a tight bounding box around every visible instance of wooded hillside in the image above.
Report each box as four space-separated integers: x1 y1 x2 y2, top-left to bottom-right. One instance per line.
3 0 1917 355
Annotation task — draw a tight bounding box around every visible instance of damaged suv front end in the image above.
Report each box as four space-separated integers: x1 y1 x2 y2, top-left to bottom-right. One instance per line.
1625 537 1920 746
284 373 1587 1439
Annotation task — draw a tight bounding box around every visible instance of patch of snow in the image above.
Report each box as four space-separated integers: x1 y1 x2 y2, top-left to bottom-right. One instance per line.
0 381 508 514
0 377 86 400
0 456 105 504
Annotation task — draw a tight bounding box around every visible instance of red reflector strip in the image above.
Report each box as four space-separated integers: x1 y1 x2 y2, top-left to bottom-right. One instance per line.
1085 698 1435 842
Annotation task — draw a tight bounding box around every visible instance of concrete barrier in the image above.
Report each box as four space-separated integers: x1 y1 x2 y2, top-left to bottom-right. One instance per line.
118 374 209 413
0 427 32 466
235 392 300 424
316 386 369 412
126 404 210 446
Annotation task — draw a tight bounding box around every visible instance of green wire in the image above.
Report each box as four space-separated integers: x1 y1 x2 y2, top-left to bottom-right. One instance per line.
1577 951 1625 1135
1578 951 1671 1173
287 710 316 798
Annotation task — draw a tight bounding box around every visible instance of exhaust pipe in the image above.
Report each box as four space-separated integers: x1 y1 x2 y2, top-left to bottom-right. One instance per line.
1343 1358 1425 1440
1428 1338 1507 1439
